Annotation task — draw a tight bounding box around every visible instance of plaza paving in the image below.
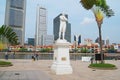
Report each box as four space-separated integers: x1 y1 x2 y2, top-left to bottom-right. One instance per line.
0 59 120 80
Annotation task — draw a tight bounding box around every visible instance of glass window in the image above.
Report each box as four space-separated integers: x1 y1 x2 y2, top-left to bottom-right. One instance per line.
40 16 46 23
10 0 24 9
39 8 46 16
13 29 22 42
9 9 23 28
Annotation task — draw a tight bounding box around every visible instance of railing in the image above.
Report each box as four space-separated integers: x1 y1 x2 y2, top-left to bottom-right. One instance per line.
0 52 120 60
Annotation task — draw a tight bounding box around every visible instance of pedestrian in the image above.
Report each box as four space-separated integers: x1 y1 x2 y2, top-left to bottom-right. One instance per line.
90 57 94 64
13 51 15 59
35 53 39 60
32 55 35 61
5 51 8 60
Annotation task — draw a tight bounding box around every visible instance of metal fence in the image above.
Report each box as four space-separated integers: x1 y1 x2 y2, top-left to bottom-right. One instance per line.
0 52 120 60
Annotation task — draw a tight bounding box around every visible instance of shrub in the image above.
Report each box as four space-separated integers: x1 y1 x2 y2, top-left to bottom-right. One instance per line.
40 48 52 52
89 63 117 70
0 61 13 67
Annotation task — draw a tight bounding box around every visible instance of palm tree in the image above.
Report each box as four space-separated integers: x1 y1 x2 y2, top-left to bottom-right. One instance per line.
80 0 114 63
0 25 19 51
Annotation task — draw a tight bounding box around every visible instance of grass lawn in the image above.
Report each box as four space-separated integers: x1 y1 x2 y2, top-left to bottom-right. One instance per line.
88 63 117 70
0 61 13 67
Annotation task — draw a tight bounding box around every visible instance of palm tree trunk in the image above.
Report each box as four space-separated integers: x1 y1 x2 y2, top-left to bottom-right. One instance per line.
97 21 104 63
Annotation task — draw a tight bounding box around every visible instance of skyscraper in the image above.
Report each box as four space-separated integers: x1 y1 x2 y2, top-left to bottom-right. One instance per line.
74 35 81 45
53 13 71 42
106 37 110 45
44 35 54 45
78 35 81 45
35 6 47 46
5 0 26 45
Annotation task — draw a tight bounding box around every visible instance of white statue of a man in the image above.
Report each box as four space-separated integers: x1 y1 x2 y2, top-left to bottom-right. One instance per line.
58 13 68 40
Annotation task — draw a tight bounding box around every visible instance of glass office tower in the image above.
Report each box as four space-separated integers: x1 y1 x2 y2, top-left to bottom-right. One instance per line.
35 6 47 46
5 0 26 45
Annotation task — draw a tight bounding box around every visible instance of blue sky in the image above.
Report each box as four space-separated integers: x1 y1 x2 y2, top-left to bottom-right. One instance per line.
0 0 120 44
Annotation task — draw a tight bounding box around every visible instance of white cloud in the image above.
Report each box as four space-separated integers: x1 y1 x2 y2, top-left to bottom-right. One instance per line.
80 17 95 25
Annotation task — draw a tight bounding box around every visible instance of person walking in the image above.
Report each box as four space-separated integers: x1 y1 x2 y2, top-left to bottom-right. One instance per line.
13 51 15 59
32 54 35 61
5 51 8 60
35 53 39 60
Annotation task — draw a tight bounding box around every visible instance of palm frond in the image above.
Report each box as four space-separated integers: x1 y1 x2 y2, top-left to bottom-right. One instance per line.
80 0 114 18
94 0 114 17
80 0 94 10
0 25 19 45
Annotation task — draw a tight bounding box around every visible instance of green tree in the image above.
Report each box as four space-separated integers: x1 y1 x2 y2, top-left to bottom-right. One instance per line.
80 0 114 63
0 25 19 50
81 48 88 53
19 47 28 52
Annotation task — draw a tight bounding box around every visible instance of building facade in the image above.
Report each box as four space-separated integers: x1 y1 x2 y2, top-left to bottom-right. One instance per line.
5 0 26 45
74 35 81 45
28 38 35 46
53 13 71 42
106 38 110 45
84 38 93 46
35 6 47 46
95 37 105 45
44 35 54 46
78 35 81 45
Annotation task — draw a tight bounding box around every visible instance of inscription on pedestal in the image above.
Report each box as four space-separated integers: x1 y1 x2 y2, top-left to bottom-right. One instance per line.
61 57 66 61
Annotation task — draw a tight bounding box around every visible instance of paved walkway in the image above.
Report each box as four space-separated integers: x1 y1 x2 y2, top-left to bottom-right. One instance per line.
0 59 51 80
0 70 51 80
0 59 120 80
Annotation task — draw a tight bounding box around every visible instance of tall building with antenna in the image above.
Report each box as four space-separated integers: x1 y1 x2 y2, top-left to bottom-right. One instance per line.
35 5 47 46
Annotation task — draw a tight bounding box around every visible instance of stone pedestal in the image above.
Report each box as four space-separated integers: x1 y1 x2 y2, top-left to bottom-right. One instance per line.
51 39 73 75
